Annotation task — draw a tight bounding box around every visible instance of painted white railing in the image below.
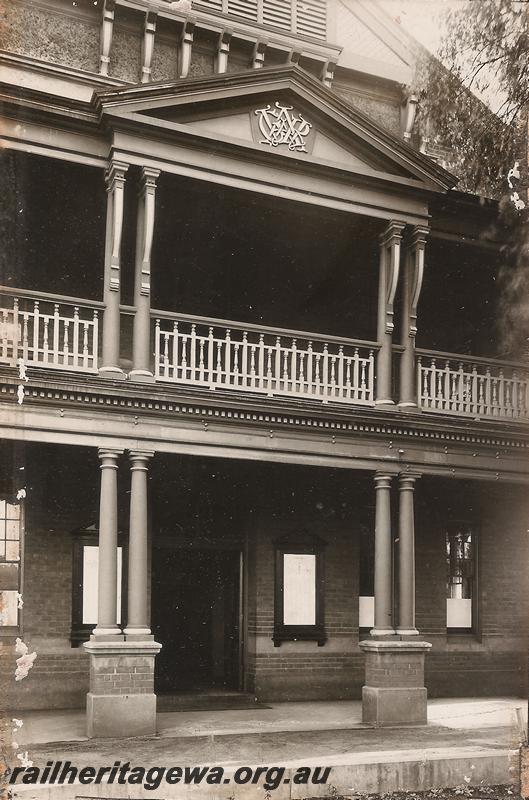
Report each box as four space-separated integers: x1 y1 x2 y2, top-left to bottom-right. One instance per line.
417 350 529 420
155 315 376 405
0 290 100 373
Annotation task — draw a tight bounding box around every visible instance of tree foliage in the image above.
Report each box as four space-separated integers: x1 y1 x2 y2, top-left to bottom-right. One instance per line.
416 0 528 198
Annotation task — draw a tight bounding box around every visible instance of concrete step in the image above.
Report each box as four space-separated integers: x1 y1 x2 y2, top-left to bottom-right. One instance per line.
156 690 262 712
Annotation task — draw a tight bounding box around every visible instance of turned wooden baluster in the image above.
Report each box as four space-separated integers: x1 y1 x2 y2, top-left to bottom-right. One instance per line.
225 329 231 386
199 337 205 383
52 304 60 363
233 342 240 387
266 346 273 395
154 319 160 378
337 346 344 400
306 341 313 395
274 337 281 392
322 344 329 402
257 334 265 390
290 339 297 393
207 327 214 387
298 351 305 395
172 322 179 380
32 301 40 364
241 332 249 389
190 324 197 381
345 357 352 400
250 344 257 389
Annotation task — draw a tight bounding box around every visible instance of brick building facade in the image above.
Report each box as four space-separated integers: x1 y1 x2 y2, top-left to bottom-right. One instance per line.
1 0 528 736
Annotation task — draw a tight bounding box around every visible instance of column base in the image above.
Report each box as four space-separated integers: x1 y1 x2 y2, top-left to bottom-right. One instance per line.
128 370 155 383
123 627 154 641
362 686 427 726
360 639 431 727
98 366 127 381
374 399 395 408
90 630 124 641
86 692 157 738
84 639 161 738
397 402 420 412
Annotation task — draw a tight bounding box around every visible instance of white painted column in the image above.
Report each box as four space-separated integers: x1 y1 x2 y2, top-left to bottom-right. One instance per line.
399 226 428 409
130 167 160 382
375 221 405 407
124 450 154 639
371 472 395 636
100 161 128 379
397 473 420 636
93 448 122 638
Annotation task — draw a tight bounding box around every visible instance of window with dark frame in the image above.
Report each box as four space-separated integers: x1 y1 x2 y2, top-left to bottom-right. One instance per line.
0 497 23 633
70 526 127 646
273 533 326 647
358 523 375 631
446 524 476 632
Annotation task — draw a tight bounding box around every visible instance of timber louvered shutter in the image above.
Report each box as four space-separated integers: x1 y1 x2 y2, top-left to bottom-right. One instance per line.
262 0 292 32
193 0 327 40
295 0 326 40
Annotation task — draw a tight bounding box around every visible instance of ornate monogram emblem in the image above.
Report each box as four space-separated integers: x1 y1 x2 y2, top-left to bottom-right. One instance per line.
254 102 312 152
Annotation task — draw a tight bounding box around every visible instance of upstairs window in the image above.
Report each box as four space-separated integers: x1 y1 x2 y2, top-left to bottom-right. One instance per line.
446 525 476 632
0 498 23 633
193 0 328 41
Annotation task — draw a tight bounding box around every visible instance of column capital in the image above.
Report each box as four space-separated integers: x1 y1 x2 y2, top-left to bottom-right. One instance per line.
380 220 405 247
374 472 393 489
398 472 421 489
98 447 123 464
105 161 129 192
129 449 155 467
139 166 160 192
408 224 429 249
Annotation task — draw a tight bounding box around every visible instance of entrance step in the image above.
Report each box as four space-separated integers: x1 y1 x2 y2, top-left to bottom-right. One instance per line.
157 690 266 712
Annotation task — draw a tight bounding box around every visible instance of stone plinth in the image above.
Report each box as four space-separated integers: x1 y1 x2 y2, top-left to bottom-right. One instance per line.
84 639 161 738
360 639 432 727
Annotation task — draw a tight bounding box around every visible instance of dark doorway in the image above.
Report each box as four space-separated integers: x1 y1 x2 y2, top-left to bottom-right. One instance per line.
152 548 241 694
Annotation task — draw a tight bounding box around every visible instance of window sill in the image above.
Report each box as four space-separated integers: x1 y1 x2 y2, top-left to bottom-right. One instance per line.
273 624 326 647
446 632 483 650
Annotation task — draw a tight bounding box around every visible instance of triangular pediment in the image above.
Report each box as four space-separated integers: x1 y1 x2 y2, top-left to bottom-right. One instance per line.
94 66 456 192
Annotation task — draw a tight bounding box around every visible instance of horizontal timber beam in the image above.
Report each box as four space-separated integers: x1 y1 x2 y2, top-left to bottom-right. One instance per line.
1 399 528 484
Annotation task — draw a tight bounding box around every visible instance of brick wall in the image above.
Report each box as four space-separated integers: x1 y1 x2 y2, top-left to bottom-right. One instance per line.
89 653 155 696
6 446 529 709
3 443 100 709
417 478 529 698
245 465 370 700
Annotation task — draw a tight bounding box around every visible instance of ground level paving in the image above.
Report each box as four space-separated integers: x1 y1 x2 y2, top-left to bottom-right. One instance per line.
4 699 526 798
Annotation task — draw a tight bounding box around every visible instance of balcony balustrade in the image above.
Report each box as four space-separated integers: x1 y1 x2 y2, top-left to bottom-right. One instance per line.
417 350 529 421
154 314 376 405
1 288 528 423
0 289 101 373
